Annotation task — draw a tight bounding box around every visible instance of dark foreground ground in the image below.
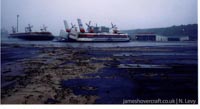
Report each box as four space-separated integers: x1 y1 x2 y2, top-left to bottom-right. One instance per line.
1 43 198 104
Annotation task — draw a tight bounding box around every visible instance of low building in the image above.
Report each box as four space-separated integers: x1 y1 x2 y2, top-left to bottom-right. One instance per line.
167 36 189 41
180 36 189 41
135 33 156 41
156 35 168 41
133 33 189 42
134 33 167 41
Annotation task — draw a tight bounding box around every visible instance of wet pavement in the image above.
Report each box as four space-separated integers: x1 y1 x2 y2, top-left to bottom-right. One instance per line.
1 42 198 104
61 46 198 104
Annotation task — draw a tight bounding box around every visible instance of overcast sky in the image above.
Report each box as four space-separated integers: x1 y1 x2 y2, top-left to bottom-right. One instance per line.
1 0 197 35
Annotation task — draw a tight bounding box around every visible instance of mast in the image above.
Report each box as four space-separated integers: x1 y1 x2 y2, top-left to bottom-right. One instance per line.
17 14 19 32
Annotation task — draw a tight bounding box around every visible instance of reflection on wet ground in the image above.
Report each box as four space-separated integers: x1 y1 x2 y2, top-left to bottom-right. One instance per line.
1 43 198 104
61 46 197 104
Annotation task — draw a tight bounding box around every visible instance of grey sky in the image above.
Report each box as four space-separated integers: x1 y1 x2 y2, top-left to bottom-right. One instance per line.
1 0 197 35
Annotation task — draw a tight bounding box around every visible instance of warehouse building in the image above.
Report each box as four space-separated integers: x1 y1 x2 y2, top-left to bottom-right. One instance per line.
180 36 189 41
134 33 167 41
134 33 189 41
167 36 189 41
135 33 156 41
156 35 168 41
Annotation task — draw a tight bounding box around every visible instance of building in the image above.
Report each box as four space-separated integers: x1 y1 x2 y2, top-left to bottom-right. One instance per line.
180 36 189 41
135 33 156 41
156 35 168 41
167 36 189 41
134 33 167 41
133 33 189 42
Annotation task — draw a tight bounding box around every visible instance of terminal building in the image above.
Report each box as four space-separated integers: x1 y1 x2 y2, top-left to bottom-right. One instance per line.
135 33 156 41
133 33 189 41
134 33 167 41
167 36 189 41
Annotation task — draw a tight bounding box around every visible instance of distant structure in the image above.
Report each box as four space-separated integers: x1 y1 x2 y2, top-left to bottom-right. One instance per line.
133 33 168 41
179 36 189 41
167 36 189 41
135 33 156 41
133 33 189 41
156 35 168 41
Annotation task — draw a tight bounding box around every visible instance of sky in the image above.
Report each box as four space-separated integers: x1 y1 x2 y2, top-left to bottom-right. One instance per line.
1 0 198 35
